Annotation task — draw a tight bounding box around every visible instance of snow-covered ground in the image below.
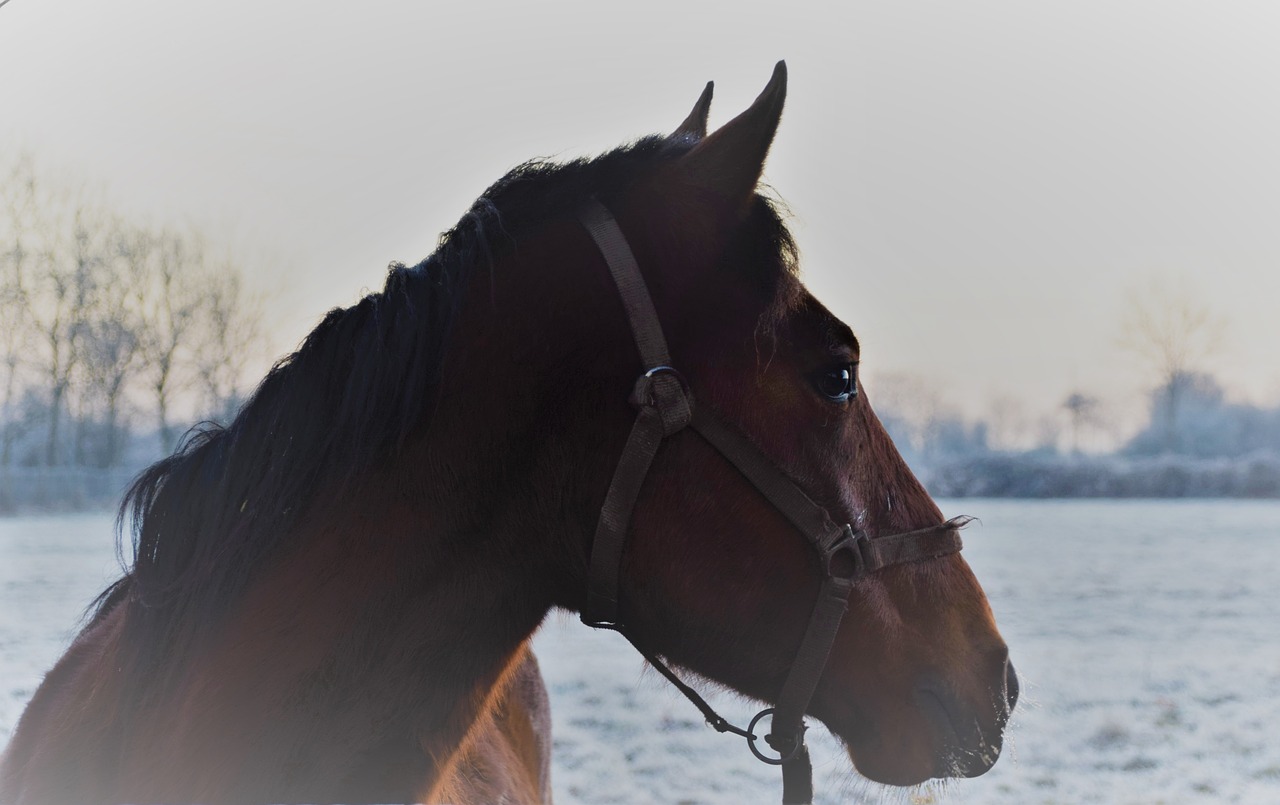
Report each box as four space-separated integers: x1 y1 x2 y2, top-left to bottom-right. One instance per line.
3 501 1279 803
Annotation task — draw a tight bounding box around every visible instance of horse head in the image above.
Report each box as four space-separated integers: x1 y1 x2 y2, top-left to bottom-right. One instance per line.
442 62 1016 788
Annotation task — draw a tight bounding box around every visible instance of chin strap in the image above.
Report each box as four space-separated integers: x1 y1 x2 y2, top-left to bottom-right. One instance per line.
576 197 965 805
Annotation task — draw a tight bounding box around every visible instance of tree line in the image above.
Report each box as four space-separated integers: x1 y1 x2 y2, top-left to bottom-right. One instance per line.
1 152 264 473
878 372 1280 497
3 147 1271 500
872 280 1280 497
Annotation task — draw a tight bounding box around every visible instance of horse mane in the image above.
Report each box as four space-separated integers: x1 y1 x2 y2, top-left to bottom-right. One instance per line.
98 132 799 684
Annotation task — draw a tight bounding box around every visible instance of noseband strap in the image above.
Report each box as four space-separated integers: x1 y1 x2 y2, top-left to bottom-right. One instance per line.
577 198 963 805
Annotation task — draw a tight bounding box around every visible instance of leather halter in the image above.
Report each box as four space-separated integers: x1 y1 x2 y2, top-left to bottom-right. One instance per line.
576 198 964 805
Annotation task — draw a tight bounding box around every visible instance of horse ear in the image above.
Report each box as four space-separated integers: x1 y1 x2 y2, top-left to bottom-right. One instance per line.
672 81 714 141
680 61 786 208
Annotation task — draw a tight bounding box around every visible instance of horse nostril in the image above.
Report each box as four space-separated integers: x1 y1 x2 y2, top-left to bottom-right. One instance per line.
1005 659 1020 712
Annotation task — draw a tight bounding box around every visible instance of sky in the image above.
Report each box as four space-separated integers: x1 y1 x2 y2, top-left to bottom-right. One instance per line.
3 0 1279 439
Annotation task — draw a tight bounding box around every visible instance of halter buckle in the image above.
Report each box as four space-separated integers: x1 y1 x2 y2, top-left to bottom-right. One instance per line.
824 524 866 581
631 365 693 435
643 364 689 387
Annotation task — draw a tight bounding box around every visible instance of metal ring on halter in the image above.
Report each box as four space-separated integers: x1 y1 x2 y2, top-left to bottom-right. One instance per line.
746 708 805 765
643 364 689 392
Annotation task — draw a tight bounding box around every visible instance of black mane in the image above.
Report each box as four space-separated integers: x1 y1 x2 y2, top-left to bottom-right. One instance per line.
102 136 689 668
100 132 797 685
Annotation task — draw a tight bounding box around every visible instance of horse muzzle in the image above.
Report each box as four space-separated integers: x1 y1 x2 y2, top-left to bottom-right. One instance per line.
914 656 1018 779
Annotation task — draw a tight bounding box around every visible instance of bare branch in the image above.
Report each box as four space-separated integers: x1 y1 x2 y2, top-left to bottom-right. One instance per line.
1119 277 1227 453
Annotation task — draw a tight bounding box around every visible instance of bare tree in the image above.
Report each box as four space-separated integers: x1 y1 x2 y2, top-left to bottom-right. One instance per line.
1120 278 1225 453
1062 392 1101 455
193 260 265 425
3 150 271 479
0 155 36 466
4 160 108 467
58 201 116 466
71 221 147 467
135 228 205 453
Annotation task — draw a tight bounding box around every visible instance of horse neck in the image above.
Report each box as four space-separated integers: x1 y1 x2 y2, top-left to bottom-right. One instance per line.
103 462 551 801
424 216 641 599
137 218 620 799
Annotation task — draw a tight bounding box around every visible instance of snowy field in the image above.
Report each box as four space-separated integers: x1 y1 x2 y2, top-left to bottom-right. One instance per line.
3 501 1279 804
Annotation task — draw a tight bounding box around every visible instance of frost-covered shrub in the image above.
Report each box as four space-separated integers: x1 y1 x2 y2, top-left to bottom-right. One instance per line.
927 452 1280 498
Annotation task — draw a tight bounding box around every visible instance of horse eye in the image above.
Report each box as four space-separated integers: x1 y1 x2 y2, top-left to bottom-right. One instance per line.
814 363 857 403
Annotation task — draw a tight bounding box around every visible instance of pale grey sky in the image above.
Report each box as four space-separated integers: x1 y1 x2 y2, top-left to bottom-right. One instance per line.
3 0 1278 434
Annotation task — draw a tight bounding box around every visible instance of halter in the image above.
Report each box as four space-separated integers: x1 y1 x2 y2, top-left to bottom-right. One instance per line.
577 198 964 805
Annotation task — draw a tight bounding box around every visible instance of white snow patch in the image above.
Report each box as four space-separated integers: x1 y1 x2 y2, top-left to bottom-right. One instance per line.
3 500 1279 803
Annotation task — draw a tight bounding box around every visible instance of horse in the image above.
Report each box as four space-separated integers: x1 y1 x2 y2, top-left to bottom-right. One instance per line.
0 62 1016 804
